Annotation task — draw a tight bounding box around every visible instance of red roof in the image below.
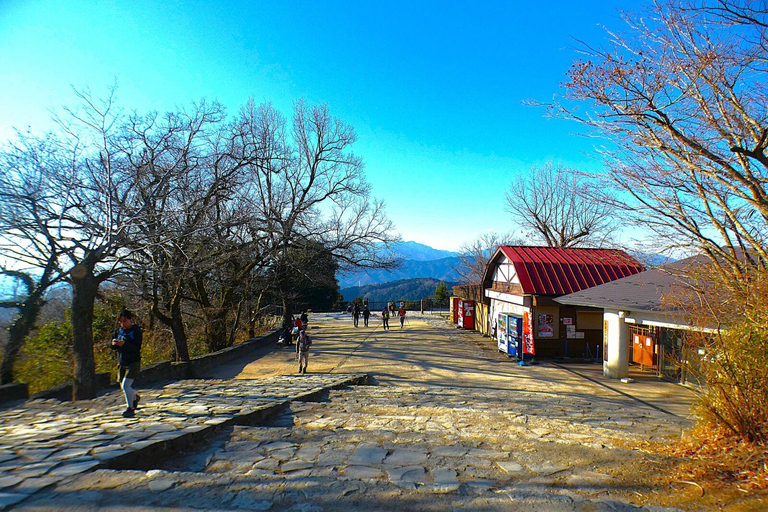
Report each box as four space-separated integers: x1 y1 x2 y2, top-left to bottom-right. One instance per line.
498 246 645 296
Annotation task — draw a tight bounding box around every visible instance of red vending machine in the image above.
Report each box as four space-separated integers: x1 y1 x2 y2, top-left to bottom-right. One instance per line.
457 300 475 329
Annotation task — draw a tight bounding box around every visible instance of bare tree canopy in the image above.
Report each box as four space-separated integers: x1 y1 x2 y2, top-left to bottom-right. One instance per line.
455 232 522 285
0 90 398 397
560 0 768 277
505 163 617 248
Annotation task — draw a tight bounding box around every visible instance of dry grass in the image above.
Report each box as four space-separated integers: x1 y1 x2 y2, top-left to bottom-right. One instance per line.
641 424 768 492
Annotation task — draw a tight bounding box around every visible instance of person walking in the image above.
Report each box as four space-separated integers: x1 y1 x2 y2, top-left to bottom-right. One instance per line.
363 305 370 327
399 305 406 329
353 303 361 327
110 309 142 418
296 329 312 374
381 307 390 330
300 310 309 330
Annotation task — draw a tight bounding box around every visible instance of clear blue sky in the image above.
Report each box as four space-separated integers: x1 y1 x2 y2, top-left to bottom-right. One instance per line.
0 0 630 251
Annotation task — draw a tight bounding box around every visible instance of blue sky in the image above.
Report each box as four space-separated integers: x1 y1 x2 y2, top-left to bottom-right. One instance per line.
0 0 631 251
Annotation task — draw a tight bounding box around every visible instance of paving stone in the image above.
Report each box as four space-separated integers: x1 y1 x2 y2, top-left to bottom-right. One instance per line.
0 476 23 490
383 449 427 466
433 468 459 485
340 466 384 479
252 458 280 470
280 461 314 473
348 445 388 465
495 460 527 476
0 492 28 508
48 460 100 477
524 462 571 476
230 491 273 510
431 446 468 457
12 477 63 493
148 479 176 492
387 465 426 484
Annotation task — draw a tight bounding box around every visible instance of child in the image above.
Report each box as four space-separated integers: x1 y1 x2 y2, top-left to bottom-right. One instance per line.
296 330 312 374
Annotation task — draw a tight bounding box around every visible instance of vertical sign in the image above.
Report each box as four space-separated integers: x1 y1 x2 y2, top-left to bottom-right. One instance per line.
523 311 535 355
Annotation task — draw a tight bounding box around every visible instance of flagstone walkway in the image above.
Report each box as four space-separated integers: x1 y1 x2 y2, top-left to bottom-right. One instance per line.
0 374 367 509
1 313 711 511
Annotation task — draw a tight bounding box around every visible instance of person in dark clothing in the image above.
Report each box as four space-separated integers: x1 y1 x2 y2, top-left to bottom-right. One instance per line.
296 330 312 374
363 305 371 327
353 303 360 327
300 311 309 330
382 307 390 330
110 309 142 418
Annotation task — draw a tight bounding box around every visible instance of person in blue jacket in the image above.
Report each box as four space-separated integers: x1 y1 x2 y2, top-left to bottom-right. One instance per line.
110 309 142 418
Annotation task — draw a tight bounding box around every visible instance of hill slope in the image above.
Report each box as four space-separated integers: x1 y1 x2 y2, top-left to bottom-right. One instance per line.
338 256 461 288
340 278 458 303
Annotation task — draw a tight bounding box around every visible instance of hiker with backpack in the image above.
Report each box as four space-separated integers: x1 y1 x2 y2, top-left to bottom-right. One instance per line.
296 329 312 374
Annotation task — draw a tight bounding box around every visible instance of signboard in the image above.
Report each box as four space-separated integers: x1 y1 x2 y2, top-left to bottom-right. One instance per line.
562 317 573 325
523 311 535 355
537 313 554 338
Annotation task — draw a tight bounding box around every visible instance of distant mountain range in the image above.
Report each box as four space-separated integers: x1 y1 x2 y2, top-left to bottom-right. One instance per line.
337 241 460 289
340 278 459 303
379 241 459 261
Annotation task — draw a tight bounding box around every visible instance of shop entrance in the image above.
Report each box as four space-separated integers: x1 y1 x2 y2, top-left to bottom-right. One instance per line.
629 325 656 369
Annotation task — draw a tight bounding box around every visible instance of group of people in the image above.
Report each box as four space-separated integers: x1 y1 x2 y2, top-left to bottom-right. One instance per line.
350 301 406 330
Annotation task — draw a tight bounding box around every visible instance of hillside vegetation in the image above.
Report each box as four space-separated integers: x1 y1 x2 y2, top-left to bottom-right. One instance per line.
341 278 457 303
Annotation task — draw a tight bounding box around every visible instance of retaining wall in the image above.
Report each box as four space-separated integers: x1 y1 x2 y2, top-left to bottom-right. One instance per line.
0 328 279 405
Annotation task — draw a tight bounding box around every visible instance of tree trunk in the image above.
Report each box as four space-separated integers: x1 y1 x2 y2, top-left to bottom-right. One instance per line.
169 294 190 361
152 291 190 362
0 298 43 384
205 309 229 352
248 292 263 339
70 265 99 400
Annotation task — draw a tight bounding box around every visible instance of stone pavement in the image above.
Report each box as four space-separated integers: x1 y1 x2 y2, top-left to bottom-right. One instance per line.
5 313 702 511
0 373 367 510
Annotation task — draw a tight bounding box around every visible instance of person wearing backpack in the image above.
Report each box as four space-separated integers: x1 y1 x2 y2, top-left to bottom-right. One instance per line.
296 329 312 374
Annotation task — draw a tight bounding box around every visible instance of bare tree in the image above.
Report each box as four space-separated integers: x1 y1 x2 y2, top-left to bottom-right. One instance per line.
0 134 72 383
455 232 522 286
0 87 169 398
559 0 768 278
124 102 265 357
505 163 617 248
237 100 398 329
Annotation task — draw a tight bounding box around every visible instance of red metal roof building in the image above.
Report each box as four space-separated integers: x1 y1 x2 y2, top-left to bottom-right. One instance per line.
478 246 645 359
490 246 645 296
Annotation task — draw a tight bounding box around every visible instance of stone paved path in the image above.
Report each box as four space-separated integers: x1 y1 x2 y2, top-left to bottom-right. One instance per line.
4 313 700 511
0 373 367 509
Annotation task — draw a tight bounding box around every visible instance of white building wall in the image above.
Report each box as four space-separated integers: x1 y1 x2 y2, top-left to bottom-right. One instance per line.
486 290 531 334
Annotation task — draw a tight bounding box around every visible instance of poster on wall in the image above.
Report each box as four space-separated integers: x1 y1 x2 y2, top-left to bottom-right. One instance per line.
537 313 554 338
523 311 535 355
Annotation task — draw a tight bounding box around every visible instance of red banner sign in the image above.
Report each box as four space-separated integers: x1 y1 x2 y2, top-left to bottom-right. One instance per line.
523 311 535 356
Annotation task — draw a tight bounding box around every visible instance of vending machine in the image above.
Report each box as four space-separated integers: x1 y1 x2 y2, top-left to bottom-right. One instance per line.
497 313 523 358
457 300 475 329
